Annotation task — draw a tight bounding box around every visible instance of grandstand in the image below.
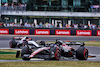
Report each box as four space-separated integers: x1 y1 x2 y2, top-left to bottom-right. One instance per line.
0 0 100 29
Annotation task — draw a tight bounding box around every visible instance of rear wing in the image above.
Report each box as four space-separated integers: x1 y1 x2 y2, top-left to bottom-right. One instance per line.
12 37 32 40
13 37 23 40
66 42 85 46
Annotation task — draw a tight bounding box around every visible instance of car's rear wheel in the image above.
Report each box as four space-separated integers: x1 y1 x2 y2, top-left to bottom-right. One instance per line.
76 47 88 60
21 47 32 61
9 40 17 48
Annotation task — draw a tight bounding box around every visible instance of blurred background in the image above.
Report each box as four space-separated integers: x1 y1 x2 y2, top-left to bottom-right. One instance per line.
0 0 100 29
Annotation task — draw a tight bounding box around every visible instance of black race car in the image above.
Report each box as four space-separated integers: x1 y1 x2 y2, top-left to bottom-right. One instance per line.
16 40 88 61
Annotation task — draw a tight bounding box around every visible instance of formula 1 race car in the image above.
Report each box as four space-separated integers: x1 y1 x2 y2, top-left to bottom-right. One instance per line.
9 37 40 48
16 39 89 61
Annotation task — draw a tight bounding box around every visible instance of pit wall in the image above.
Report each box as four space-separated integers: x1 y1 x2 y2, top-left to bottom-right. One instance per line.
0 29 100 36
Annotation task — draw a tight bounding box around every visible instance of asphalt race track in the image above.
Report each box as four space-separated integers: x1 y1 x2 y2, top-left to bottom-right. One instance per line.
0 35 100 62
1 35 100 41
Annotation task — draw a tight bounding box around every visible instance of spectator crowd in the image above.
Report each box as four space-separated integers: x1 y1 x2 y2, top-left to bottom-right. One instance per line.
0 21 98 29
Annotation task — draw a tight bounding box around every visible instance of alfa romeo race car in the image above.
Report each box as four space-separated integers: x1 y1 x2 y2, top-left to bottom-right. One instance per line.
16 39 89 61
9 37 40 48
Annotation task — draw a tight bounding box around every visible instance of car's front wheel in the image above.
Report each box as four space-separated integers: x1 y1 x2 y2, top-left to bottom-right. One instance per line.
21 47 32 61
50 47 61 60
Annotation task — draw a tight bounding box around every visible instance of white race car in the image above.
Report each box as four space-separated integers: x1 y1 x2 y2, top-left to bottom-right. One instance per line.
9 37 40 48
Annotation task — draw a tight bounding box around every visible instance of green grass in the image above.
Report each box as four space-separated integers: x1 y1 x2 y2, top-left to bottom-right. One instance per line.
0 54 21 60
0 61 100 67
0 49 20 52
0 51 16 54
84 41 100 46
0 49 21 60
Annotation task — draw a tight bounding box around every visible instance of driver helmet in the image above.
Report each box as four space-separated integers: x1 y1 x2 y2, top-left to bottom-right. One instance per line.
26 37 28 39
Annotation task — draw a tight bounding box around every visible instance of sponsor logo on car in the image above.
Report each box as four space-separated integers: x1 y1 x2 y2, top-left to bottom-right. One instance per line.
76 30 91 36
0 29 9 34
14 29 29 35
35 29 50 35
55 30 70 35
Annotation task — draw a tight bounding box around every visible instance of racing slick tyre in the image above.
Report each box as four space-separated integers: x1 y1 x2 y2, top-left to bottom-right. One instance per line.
9 40 17 48
76 47 88 60
21 47 32 61
49 47 61 60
